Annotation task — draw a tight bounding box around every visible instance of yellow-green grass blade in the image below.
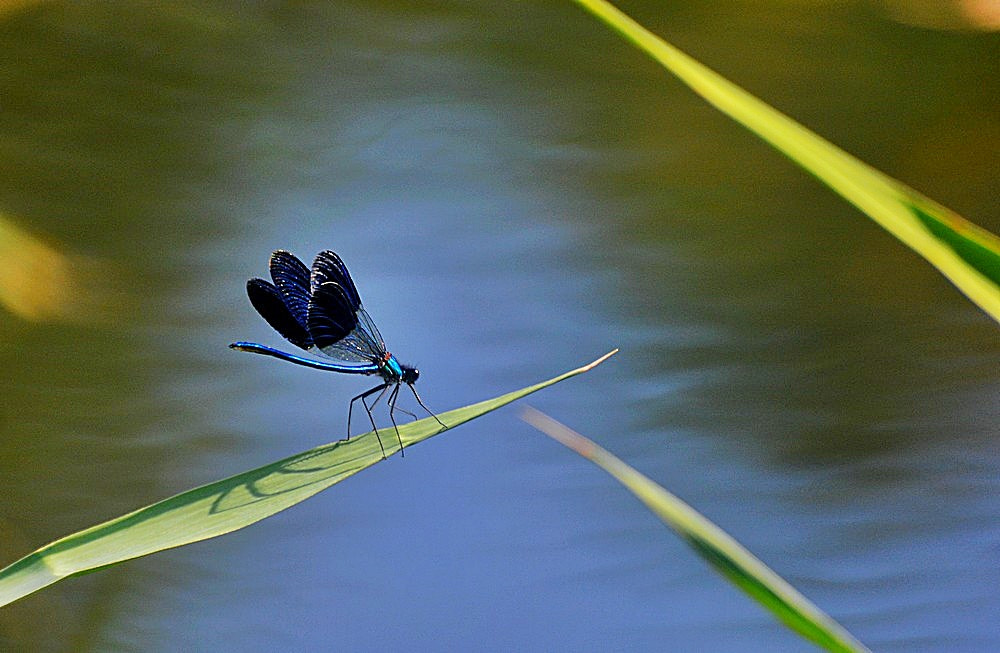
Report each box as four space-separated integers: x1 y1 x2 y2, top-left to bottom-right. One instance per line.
0 350 617 608
521 407 870 653
572 0 1000 323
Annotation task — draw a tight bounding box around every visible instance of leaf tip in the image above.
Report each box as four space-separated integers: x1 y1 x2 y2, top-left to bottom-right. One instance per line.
584 348 619 370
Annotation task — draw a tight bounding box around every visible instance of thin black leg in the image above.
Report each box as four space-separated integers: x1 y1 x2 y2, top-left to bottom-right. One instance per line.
348 383 389 458
347 383 389 438
408 384 446 429
361 385 392 459
368 385 390 411
386 383 405 457
393 404 417 421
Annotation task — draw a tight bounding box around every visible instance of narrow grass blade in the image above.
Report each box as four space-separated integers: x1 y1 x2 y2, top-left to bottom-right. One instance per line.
521 407 869 653
0 350 617 608
571 0 1000 323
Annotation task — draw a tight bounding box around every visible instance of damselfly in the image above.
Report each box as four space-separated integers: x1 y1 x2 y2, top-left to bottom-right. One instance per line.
230 249 443 457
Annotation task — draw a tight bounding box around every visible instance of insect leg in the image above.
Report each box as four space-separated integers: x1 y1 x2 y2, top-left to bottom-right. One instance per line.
392 404 417 420
386 383 405 457
348 383 389 458
347 383 389 438
408 384 446 429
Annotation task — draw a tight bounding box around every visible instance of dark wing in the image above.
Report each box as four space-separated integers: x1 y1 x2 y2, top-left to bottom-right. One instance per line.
246 278 313 350
319 309 387 363
311 251 386 352
311 250 361 309
307 281 359 349
269 250 311 331
308 281 385 364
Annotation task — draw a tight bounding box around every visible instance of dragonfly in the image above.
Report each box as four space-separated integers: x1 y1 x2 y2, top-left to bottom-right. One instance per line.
230 249 444 458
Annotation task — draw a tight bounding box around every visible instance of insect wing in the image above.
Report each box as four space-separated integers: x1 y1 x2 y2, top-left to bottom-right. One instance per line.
310 288 387 365
307 281 359 349
314 325 386 364
311 250 361 309
356 306 386 352
246 278 313 350
269 250 311 329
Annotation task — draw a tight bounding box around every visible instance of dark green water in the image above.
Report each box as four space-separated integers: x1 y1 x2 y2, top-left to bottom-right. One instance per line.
1 2 997 651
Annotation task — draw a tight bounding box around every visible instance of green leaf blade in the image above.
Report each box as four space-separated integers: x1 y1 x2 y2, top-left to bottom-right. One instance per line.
572 0 1000 323
522 407 870 653
0 350 617 608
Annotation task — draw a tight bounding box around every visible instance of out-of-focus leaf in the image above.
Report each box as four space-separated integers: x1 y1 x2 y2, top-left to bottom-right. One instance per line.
522 407 869 653
572 0 1000 322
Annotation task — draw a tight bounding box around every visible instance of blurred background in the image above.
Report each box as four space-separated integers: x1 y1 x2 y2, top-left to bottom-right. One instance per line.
0 1 997 651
